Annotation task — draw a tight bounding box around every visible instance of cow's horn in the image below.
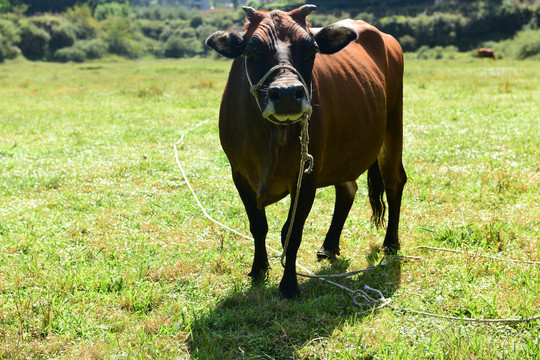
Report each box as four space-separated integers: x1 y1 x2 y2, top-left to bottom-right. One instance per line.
299 4 317 16
242 6 257 18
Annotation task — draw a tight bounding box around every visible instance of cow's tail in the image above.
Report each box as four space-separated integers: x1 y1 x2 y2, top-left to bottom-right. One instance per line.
367 160 386 229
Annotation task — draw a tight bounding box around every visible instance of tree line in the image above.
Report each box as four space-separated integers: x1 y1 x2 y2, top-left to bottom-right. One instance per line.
1 0 539 63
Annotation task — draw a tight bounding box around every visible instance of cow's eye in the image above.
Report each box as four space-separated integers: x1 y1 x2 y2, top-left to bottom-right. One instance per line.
244 40 263 58
299 38 319 60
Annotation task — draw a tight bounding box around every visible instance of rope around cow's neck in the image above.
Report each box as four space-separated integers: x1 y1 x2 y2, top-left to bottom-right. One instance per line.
280 115 314 268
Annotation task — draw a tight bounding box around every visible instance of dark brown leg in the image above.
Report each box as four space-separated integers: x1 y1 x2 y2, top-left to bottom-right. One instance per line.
317 181 357 260
232 171 269 279
279 176 316 298
378 92 407 253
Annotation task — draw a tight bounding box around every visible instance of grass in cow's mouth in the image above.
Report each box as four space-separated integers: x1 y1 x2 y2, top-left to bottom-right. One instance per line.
0 56 538 359
267 114 304 125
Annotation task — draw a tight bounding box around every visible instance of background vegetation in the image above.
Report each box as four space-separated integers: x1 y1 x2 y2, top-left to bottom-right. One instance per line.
1 0 540 63
0 54 539 359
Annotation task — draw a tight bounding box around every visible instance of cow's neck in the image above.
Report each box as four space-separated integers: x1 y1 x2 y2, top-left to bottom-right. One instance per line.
256 124 292 208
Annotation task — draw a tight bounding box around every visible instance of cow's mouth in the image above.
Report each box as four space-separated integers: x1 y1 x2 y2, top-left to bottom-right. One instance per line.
266 113 304 125
263 105 312 125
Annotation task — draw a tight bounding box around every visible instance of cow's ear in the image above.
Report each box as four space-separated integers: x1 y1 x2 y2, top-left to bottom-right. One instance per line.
314 24 357 54
206 31 245 59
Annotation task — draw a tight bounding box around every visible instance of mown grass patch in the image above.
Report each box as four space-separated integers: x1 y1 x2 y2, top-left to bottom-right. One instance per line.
0 57 539 359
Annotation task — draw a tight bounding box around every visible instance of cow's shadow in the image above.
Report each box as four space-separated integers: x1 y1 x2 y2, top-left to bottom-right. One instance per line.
187 250 401 359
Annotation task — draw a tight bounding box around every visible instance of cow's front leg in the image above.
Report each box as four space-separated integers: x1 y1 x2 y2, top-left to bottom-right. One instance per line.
279 177 316 298
232 171 269 279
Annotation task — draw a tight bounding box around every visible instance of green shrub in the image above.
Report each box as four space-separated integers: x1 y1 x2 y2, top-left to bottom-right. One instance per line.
17 21 50 60
197 24 217 56
94 2 133 21
102 15 146 59
0 18 20 62
190 14 203 28
0 0 10 13
211 10 241 29
492 29 540 60
410 12 468 48
109 37 146 59
380 15 413 38
158 20 188 42
512 29 540 59
176 6 193 21
164 35 193 58
53 46 86 62
163 28 201 58
399 34 417 52
73 38 108 59
0 34 19 62
28 15 77 54
308 13 341 27
416 45 458 60
495 29 540 60
49 22 77 52
64 4 101 39
138 19 165 40
354 12 375 24
135 6 166 20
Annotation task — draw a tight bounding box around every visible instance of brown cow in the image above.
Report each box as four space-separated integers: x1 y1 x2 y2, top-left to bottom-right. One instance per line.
206 4 406 298
478 48 496 59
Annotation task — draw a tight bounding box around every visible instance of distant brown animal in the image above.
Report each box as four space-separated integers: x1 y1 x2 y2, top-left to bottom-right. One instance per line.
478 48 496 59
206 4 406 298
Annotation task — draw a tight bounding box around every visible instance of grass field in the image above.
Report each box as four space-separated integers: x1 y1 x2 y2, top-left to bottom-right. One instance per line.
0 56 539 359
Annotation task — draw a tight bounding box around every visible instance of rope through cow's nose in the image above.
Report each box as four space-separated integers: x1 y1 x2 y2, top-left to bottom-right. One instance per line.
245 60 312 116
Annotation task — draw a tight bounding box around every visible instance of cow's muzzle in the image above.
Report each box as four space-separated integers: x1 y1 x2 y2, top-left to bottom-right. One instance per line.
246 62 312 125
262 81 312 124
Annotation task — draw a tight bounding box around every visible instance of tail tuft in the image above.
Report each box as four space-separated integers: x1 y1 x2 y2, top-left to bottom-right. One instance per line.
368 160 386 228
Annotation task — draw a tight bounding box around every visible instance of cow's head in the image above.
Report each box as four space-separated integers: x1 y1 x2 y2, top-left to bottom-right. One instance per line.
206 4 357 125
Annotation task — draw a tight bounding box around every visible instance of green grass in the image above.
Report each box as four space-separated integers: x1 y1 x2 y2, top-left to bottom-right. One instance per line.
0 56 539 359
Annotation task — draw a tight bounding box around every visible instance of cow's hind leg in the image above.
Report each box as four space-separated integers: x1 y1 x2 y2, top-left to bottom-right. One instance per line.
317 181 357 260
377 120 407 254
377 155 406 254
232 171 269 280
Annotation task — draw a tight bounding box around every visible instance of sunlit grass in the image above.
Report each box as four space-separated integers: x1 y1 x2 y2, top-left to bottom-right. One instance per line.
0 57 539 359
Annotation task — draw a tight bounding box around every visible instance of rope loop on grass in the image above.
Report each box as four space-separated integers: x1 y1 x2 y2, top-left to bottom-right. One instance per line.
352 285 393 312
174 120 540 324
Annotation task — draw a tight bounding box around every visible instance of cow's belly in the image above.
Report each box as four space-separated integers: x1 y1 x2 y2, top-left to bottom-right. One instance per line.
315 133 384 187
311 96 387 187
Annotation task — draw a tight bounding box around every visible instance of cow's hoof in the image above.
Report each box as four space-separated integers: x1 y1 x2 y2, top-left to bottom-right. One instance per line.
317 247 340 261
248 265 269 282
279 279 300 299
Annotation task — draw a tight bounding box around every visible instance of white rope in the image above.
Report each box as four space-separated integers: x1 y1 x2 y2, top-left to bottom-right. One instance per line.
173 120 254 243
280 115 313 268
174 121 540 324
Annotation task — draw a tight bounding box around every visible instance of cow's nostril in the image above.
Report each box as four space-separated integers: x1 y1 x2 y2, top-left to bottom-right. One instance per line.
294 87 305 100
268 88 280 102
